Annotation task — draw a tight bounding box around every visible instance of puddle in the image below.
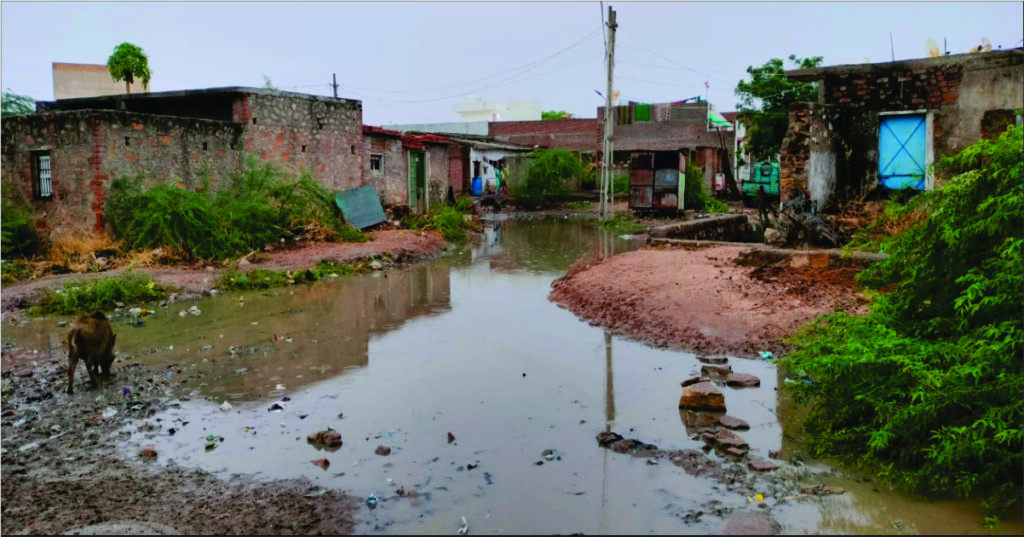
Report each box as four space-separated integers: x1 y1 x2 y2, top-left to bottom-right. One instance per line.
3 216 1020 535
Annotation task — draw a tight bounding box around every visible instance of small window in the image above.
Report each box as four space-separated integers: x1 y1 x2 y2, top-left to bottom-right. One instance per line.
125 137 131 147
351 145 356 155
301 145 307 153
252 118 258 125
202 142 208 151
370 153 383 172
34 152 53 199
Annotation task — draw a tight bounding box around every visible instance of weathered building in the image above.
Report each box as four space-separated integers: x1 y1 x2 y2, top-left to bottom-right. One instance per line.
362 126 453 212
780 48 1023 210
52 62 148 100
2 87 364 237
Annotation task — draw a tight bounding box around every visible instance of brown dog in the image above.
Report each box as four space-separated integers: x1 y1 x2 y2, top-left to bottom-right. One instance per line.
66 311 117 394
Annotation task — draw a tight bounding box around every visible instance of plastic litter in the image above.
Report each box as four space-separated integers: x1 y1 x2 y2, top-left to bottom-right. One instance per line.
220 401 232 412
759 351 774 360
188 306 201 316
123 387 132 397
101 407 118 419
457 516 469 535
366 495 379 508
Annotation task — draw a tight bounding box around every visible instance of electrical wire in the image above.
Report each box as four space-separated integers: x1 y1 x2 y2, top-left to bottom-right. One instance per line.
339 27 602 95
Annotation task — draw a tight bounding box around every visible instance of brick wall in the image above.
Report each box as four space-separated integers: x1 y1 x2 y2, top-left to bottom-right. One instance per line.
488 119 600 151
779 104 813 200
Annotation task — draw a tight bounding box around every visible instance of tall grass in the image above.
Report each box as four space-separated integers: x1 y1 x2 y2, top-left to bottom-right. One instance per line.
402 205 475 242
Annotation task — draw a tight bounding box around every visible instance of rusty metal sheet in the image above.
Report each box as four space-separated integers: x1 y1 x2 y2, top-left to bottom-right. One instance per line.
653 187 679 209
654 168 677 187
630 169 654 186
629 186 653 209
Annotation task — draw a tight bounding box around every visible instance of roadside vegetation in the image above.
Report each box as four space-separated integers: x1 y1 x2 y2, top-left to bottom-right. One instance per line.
107 158 356 262
598 213 646 234
512 149 584 210
401 204 478 242
781 123 1023 526
684 161 729 213
220 260 363 291
28 271 167 316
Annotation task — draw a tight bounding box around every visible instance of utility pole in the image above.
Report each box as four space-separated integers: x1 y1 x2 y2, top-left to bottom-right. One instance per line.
600 6 617 221
331 73 339 98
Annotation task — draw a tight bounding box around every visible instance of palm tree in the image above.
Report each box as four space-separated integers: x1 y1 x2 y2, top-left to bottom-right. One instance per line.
106 42 151 94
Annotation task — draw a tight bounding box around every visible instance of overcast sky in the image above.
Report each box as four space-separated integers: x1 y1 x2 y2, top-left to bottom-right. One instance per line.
2 1 1021 125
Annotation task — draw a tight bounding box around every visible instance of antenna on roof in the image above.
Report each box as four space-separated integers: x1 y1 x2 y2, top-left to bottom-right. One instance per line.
925 38 941 58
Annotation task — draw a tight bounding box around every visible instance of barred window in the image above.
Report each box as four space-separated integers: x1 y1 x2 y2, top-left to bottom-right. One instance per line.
34 152 52 199
370 153 383 172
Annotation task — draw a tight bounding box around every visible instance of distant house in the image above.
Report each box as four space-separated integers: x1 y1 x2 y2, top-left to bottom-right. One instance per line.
780 48 1023 211
2 87 365 238
362 126 453 212
52 62 149 100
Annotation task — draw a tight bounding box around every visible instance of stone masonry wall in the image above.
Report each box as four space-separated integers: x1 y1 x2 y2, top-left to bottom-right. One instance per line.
2 110 243 238
363 133 407 207
243 93 364 191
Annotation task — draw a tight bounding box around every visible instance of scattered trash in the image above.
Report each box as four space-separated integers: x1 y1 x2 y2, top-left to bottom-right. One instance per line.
188 306 201 316
366 495 379 508
122 387 132 397
268 402 287 412
375 445 391 456
139 445 157 458
447 432 455 444
746 493 765 504
220 401 233 412
646 459 659 466
235 368 249 375
311 458 330 470
483 472 493 485
759 351 774 360
466 462 478 471
280 423 287 428
541 449 561 461
101 407 118 419
304 488 328 498
166 372 173 379
457 516 469 535
179 311 187 318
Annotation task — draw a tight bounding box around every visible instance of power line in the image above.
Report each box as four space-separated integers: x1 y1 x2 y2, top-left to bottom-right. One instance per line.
340 27 602 96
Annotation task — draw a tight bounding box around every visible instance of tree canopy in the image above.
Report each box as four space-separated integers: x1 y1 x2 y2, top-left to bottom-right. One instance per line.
734 54 822 161
106 42 152 94
1 89 36 117
541 110 573 120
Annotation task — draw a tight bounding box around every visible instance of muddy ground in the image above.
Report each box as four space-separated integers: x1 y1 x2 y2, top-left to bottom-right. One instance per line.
549 242 867 359
1 229 447 535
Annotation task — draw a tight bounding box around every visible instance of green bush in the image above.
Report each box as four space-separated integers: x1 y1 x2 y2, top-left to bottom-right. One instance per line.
684 161 728 213
513 150 582 210
107 158 348 261
782 124 1023 523
1 185 42 259
402 205 474 242
599 213 646 234
29 270 167 316
220 261 361 291
1 260 33 284
612 174 630 195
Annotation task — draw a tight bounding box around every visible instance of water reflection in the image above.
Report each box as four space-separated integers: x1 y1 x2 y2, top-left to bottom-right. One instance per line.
479 215 640 274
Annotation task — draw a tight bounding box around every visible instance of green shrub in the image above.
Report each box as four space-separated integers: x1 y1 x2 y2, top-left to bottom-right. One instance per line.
1 185 42 259
107 158 347 261
612 174 630 195
1 260 33 284
782 124 1023 522
599 213 646 234
683 161 728 213
402 205 474 242
220 261 361 291
513 150 582 210
454 195 476 213
29 271 167 315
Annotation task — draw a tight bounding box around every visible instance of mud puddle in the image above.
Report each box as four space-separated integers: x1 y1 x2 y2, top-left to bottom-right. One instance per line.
3 215 1019 534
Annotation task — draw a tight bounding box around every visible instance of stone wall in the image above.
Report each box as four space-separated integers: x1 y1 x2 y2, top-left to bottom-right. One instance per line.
243 92 364 191
781 50 1023 206
2 110 243 238
364 132 407 207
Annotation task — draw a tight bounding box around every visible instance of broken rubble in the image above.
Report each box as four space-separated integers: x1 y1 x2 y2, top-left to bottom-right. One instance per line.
678 381 727 411
748 459 780 472
713 429 749 451
307 430 343 449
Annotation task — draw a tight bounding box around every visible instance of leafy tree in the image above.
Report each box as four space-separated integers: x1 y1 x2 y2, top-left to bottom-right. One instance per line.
513 150 582 209
1 89 36 117
782 124 1023 525
734 55 822 160
262 75 277 90
106 42 152 94
541 110 572 120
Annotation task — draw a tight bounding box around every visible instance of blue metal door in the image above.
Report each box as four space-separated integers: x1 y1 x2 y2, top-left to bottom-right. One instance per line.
879 114 926 189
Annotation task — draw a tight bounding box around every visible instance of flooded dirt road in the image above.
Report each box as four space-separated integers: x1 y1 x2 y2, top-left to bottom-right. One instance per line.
3 215 1020 534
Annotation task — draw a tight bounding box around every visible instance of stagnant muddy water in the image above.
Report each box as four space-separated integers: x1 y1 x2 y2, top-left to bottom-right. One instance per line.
4 216 1019 535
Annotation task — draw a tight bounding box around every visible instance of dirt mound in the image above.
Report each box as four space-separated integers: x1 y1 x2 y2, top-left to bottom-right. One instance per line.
549 244 867 358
